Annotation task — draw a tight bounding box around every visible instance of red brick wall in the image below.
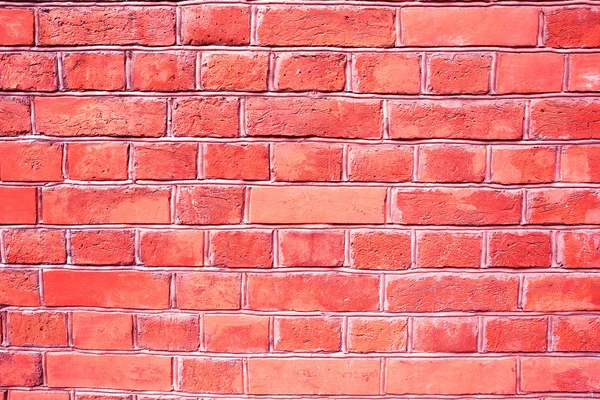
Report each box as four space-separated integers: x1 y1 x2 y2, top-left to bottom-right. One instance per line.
0 0 600 397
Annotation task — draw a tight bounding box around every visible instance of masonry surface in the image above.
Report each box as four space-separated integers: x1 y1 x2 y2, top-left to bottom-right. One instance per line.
0 0 599 398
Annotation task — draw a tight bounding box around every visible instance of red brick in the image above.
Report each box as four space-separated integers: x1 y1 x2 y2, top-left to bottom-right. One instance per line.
390 100 524 140
354 53 420 94
484 317 547 352
10 391 69 400
488 231 552 268
386 274 519 312
35 97 167 137
42 186 170 224
63 52 125 91
278 230 344 267
545 7 600 48
0 142 62 182
402 7 539 46
386 358 516 395
179 358 243 393
428 53 491 94
204 143 269 180
523 274 600 311
276 53 345 92
527 189 600 224
347 317 407 353
172 97 239 137
0 9 34 45
274 317 341 352
249 186 386 224
0 270 39 306
202 52 268 91
132 52 195 91
561 145 600 182
138 314 199 351
247 97 382 139
5 229 66 264
140 230 204 267
496 53 564 94
209 230 272 268
39 7 176 46
491 146 556 184
257 6 395 47
71 230 134 265
0 353 42 386
348 145 413 182
247 272 379 311
44 270 170 309
134 143 197 180
552 316 600 352
569 54 600 91
248 358 380 395
0 97 30 136
176 272 241 310
7 312 67 347
392 188 522 225
0 187 36 224
418 144 486 183
176 185 244 224
413 317 477 353
351 230 411 270
72 312 133 350
67 143 129 181
181 5 250 45
417 231 482 268
521 357 600 392
204 314 269 353
0 53 57 91
558 231 600 269
273 143 342 182
46 353 172 391
531 99 600 139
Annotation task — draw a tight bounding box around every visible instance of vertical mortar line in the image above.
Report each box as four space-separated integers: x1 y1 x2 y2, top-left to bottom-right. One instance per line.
166 98 174 137
61 141 69 180
241 272 248 309
170 272 177 309
523 100 532 141
65 228 72 265
195 52 203 90
199 313 206 352
0 230 5 264
413 145 420 182
34 8 40 46
30 95 38 135
379 274 385 312
342 144 349 182
406 316 413 352
477 316 484 353
384 186 391 225
66 311 73 346
516 356 522 394
481 231 488 268
395 8 402 47
204 229 211 267
344 229 351 268
420 52 427 94
243 186 251 224
489 51 498 95
521 189 528 225
345 52 353 93
1 309 7 346
547 315 554 352
36 187 42 224
382 99 390 140
268 315 275 352
250 6 258 46
134 228 142 266
268 143 274 182
176 5 182 46
272 229 279 268
485 145 492 183
239 97 247 137
196 143 204 180
42 352 48 386
56 52 65 91
38 268 45 313
537 10 545 48
562 53 570 92
172 357 180 391
132 313 139 349
555 144 562 182
410 229 417 269
379 357 386 396
517 274 524 311
127 143 135 181
243 358 250 394
125 50 133 90
267 52 276 92
551 229 558 268
170 185 177 224
341 315 349 353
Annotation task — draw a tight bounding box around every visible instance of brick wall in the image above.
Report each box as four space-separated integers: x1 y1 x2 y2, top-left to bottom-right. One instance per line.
0 0 600 397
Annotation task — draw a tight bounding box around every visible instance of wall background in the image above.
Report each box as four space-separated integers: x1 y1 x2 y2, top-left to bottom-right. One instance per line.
0 0 600 398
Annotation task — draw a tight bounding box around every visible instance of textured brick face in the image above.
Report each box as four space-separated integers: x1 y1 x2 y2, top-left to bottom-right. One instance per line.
0 1 598 398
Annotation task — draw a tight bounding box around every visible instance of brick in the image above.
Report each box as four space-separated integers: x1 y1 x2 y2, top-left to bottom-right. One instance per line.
0 142 62 182
347 317 407 353
172 98 239 137
181 5 250 45
5 229 66 264
351 230 411 270
257 6 395 47
273 143 342 182
386 358 516 395
276 53 346 91
402 7 539 46
76 395 130 400
132 52 195 91
176 272 241 310
46 353 172 391
0 53 57 91
42 186 171 224
0 187 37 224
545 7 600 48
531 99 600 139
7 312 67 347
9 391 69 400
418 144 486 183
39 7 176 46
35 97 167 137
413 317 477 353
390 100 524 140
134 143 197 180
247 97 382 139
0 97 30 136
521 357 600 392
202 52 268 91
71 230 135 265
204 143 269 180
0 353 42 386
488 231 552 268
44 270 170 309
274 317 341 352
491 146 556 184
392 188 522 225
428 53 491 94
63 52 125 91
348 145 413 182
278 230 345 267
417 231 482 268
72 312 133 350
249 186 386 224
0 9 34 45
354 53 420 94
247 272 379 311
558 231 600 268
386 274 519 312
140 230 204 267
523 274 600 311
561 145 600 182
176 185 244 224
0 270 39 306
484 317 548 352
569 54 600 91
179 358 243 393
204 315 269 353
138 314 199 351
551 316 600 352
248 358 380 395
67 143 129 181
209 230 273 268
496 53 564 94
527 189 600 224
